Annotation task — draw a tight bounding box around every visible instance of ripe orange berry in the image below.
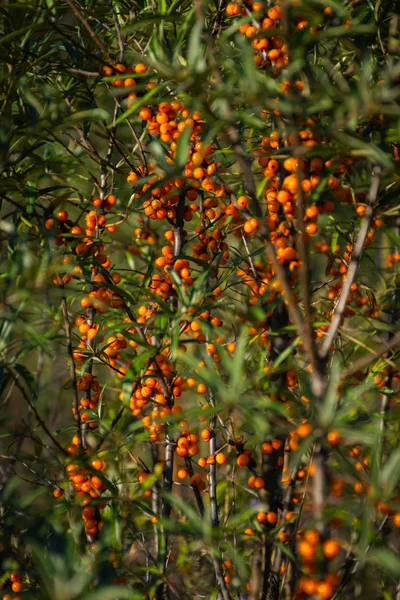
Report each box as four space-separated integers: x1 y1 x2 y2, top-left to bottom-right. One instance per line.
177 468 189 479
322 539 341 559
271 438 282 450
267 5 281 20
57 209 69 222
201 429 211 442
266 511 278 525
298 540 315 562
139 107 152 121
135 63 147 74
393 513 400 528
296 423 313 439
303 529 319 545
327 430 342 446
216 452 227 465
300 578 317 594
316 581 333 599
236 454 250 467
261 442 273 454
305 205 319 220
256 511 268 523
305 222 318 235
91 459 104 471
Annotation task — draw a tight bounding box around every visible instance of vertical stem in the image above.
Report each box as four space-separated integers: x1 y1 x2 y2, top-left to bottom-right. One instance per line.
208 388 219 527
61 296 83 447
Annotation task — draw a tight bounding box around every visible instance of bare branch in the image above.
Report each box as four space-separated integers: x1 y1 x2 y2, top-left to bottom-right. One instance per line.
339 330 400 381
320 166 382 358
7 368 67 456
61 296 84 447
64 0 113 63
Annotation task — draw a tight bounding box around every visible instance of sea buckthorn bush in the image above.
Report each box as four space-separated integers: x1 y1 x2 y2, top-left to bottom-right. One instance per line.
1 1 400 599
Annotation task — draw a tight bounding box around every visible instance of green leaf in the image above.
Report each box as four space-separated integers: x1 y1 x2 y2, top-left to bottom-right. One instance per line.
112 82 169 127
369 547 400 577
175 123 191 168
0 23 45 45
13 363 37 399
320 357 340 427
187 20 205 72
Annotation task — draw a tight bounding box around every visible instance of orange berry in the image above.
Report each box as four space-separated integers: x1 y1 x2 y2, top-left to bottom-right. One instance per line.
303 530 319 545
201 429 211 442
57 209 69 222
316 581 333 599
236 454 250 467
393 513 400 528
327 430 342 446
177 468 189 479
298 540 315 562
256 511 268 523
296 423 313 439
261 442 273 454
266 511 278 525
216 452 227 465
322 539 341 559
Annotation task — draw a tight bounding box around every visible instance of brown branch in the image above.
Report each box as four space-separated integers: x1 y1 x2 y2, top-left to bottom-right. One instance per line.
295 165 319 372
320 166 382 358
7 368 67 456
184 456 205 516
208 387 219 527
339 330 400 381
311 442 328 534
109 0 124 62
64 0 113 63
225 125 317 373
66 67 99 77
61 296 84 447
241 231 261 283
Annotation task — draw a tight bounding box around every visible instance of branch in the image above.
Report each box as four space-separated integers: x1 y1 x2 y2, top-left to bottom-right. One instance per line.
184 456 205 516
64 0 113 63
7 368 67 456
109 0 124 61
320 166 382 358
225 124 318 372
208 387 219 527
295 165 319 372
339 330 400 381
61 296 84 447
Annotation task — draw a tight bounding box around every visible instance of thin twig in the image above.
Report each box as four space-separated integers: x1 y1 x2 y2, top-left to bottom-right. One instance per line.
320 166 382 357
61 296 84 447
64 0 113 63
339 330 400 381
109 0 124 61
7 368 67 456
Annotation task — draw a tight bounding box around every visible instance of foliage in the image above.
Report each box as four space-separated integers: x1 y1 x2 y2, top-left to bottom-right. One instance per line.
1 0 400 599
